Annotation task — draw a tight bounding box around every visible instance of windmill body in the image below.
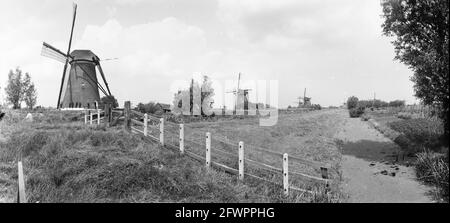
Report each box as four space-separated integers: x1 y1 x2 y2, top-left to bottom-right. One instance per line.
60 50 101 108
294 88 312 108
226 73 251 114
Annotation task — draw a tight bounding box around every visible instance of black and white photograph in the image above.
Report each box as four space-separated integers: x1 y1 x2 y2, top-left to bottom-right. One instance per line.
0 0 448 216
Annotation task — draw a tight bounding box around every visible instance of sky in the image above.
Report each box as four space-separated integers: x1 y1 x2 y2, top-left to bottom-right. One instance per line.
0 0 419 108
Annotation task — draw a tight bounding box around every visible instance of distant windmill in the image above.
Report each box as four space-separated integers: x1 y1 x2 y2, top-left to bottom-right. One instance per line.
226 73 251 113
294 88 311 107
41 3 113 109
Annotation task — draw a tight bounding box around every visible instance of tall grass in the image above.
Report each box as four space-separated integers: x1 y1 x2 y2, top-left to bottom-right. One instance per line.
415 150 449 202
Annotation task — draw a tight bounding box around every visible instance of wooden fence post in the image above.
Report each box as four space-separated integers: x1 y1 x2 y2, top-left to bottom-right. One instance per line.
84 110 88 124
124 101 131 131
17 161 27 203
239 141 244 180
97 109 101 125
283 153 289 197
321 165 329 180
159 118 164 146
179 124 184 154
321 164 331 187
104 104 111 126
89 111 93 125
143 113 148 136
206 132 211 168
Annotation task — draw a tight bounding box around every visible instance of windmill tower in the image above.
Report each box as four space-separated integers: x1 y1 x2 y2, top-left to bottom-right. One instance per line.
226 73 251 114
294 88 311 108
41 3 112 109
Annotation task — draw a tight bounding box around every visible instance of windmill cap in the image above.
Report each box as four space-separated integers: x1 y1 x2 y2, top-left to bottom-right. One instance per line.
70 50 100 61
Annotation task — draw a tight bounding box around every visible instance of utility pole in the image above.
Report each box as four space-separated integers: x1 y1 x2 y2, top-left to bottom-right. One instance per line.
372 92 376 108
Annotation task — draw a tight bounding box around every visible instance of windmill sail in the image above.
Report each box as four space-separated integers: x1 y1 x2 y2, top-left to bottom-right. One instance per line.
41 42 72 63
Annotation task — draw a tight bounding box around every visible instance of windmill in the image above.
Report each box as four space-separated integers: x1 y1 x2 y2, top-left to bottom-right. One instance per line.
41 3 112 109
294 88 311 107
226 73 251 114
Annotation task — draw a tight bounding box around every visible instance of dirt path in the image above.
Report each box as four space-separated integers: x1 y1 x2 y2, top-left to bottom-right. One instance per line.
334 110 432 203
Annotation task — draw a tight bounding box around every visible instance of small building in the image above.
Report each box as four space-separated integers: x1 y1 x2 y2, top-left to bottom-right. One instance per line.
155 103 171 113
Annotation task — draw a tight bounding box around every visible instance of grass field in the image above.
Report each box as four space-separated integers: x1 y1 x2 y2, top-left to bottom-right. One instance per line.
0 108 344 203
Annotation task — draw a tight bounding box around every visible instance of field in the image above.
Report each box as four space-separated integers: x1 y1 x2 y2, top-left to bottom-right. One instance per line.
0 108 344 203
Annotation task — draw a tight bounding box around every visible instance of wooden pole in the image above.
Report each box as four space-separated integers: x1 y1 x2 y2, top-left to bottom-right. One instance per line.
159 118 164 146
239 141 244 180
89 111 93 125
144 113 148 136
97 109 101 125
179 124 184 154
17 161 27 203
283 153 289 197
206 132 211 168
321 166 329 180
124 101 131 131
104 104 111 126
84 110 88 124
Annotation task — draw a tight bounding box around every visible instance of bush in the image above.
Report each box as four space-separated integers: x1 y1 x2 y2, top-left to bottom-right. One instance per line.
397 112 413 120
389 100 405 107
349 106 365 118
347 96 359 109
136 102 161 114
360 113 370 121
415 150 449 202
388 118 446 151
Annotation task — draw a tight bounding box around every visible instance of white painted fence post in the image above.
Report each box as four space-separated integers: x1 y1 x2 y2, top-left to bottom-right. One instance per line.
89 111 93 125
239 141 244 180
97 109 101 125
144 113 148 136
159 118 164 146
17 161 27 203
84 111 88 124
206 132 211 168
283 153 289 197
179 124 184 154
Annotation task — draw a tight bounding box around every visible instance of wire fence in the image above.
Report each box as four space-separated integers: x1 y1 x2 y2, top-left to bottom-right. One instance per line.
122 110 332 196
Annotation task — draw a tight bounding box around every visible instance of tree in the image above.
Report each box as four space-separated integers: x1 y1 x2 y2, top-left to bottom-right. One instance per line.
5 67 25 109
382 0 449 135
100 95 119 108
347 96 359 110
22 73 37 109
136 102 160 114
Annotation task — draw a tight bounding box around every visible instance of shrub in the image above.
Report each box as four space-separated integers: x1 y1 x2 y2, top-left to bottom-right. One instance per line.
389 100 405 107
349 106 365 118
360 113 370 121
347 96 359 109
388 118 446 151
136 102 161 114
397 112 413 120
415 150 449 202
